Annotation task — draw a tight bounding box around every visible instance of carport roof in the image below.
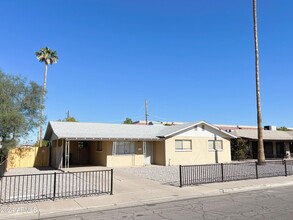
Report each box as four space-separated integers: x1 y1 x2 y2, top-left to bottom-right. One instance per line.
231 129 293 141
44 121 236 141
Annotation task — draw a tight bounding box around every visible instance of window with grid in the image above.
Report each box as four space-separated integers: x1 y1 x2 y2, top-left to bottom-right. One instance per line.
115 141 135 154
175 140 192 151
208 140 223 150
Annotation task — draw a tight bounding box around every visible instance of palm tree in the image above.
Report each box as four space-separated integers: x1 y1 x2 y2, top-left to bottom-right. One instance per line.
36 47 58 147
253 0 265 164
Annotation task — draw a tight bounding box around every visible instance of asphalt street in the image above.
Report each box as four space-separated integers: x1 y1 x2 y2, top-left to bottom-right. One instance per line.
38 186 293 220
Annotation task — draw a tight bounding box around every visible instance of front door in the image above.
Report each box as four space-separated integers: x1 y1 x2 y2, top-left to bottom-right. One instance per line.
145 142 153 165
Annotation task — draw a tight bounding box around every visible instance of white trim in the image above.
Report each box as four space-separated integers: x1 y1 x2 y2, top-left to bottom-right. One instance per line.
175 149 192 152
163 121 237 139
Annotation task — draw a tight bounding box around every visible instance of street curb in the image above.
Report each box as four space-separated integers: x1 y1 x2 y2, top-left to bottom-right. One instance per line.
221 181 293 193
2 180 293 220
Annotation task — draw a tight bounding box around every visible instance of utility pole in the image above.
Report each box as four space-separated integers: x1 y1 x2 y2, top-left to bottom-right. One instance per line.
66 110 70 119
145 100 149 125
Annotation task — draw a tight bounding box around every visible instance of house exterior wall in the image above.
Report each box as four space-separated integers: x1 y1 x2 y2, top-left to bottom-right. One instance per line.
88 140 166 167
49 124 233 167
164 126 231 165
51 140 56 168
69 141 89 165
89 141 110 166
153 141 166 165
106 141 145 167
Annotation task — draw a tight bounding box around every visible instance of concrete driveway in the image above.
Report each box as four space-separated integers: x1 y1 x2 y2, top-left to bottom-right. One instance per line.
60 165 177 195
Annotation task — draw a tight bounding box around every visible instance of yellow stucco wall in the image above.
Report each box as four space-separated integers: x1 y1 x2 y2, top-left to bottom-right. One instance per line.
7 147 50 170
107 155 145 167
153 141 166 165
106 141 145 167
164 136 231 165
89 141 109 166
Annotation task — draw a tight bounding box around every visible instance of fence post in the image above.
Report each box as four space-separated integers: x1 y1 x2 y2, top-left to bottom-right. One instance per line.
255 162 258 179
53 172 57 200
221 163 224 182
110 169 114 195
179 165 183 187
284 160 287 177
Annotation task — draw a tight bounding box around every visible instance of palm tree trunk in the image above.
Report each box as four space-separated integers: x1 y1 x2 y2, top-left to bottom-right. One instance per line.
253 0 265 164
39 64 48 147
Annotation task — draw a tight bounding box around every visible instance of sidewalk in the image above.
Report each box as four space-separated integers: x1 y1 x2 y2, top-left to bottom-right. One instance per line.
1 171 293 219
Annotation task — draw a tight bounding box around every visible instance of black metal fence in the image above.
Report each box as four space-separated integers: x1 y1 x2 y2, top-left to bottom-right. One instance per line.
0 159 7 177
0 169 113 204
179 160 293 187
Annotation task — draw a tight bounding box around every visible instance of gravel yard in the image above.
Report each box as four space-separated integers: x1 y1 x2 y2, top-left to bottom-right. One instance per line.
117 161 293 187
116 165 180 186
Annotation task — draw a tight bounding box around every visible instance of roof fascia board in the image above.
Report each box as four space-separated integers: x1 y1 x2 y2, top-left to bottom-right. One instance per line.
162 121 203 138
63 137 163 141
163 121 237 139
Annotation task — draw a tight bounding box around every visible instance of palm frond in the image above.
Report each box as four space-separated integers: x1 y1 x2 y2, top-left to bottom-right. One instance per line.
35 47 59 64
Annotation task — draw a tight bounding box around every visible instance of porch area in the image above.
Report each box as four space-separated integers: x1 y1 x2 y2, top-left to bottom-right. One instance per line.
251 141 293 159
51 139 165 168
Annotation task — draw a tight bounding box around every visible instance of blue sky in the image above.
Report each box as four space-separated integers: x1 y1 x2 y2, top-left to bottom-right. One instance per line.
1 0 293 140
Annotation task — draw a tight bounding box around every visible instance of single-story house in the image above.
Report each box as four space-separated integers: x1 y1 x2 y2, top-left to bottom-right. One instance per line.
44 121 236 168
231 129 293 159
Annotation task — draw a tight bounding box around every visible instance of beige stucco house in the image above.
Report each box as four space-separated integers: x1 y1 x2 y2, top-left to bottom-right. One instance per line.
44 121 236 168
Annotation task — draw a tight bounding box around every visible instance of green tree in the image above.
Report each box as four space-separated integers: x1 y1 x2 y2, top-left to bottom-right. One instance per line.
0 70 43 157
64 116 77 122
231 138 249 160
36 47 58 147
253 0 265 164
58 116 78 122
123 118 133 124
277 126 292 131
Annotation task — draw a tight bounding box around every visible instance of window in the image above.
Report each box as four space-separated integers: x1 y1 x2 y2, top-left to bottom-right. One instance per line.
175 140 192 151
208 140 223 150
96 141 102 152
115 141 135 155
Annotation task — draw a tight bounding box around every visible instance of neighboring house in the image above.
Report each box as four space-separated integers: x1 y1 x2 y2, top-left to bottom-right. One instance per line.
44 121 236 168
231 129 293 159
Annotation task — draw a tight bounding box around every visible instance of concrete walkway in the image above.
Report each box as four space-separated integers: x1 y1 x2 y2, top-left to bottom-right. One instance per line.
2 169 293 219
